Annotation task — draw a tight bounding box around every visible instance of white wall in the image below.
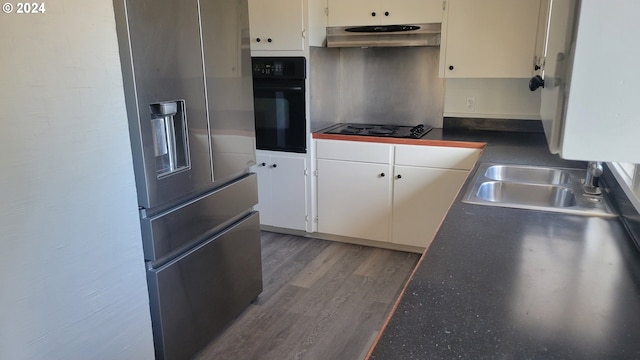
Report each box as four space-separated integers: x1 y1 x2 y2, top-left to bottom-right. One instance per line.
444 78 542 120
0 1 155 359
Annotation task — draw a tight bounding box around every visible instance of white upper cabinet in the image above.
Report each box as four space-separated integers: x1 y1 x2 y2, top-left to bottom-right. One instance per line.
440 0 541 78
538 0 640 162
248 0 305 51
327 0 443 27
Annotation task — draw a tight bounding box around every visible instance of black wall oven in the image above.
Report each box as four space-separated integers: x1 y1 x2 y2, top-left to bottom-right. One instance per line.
252 57 306 153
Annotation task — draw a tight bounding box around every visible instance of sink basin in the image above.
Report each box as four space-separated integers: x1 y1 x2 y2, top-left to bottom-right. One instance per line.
484 165 571 185
476 181 577 208
462 163 617 218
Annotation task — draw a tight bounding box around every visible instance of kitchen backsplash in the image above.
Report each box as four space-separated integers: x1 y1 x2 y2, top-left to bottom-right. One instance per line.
444 78 541 120
310 46 444 131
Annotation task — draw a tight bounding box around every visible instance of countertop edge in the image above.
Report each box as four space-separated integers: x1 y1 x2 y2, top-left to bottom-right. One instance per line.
312 133 486 149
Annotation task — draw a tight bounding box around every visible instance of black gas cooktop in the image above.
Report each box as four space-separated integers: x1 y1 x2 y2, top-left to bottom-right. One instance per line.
324 123 432 139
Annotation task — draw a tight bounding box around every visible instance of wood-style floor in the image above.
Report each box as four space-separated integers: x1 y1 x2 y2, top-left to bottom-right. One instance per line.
196 231 420 360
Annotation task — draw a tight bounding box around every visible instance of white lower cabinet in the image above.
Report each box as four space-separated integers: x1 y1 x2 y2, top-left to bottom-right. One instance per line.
391 166 469 247
317 159 391 242
254 151 308 231
315 139 481 249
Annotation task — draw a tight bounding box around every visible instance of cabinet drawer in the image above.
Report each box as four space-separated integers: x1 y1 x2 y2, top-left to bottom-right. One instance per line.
316 140 392 163
395 145 480 170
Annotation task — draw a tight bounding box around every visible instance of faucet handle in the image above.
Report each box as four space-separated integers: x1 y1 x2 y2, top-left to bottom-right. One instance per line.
588 161 604 177
584 161 604 195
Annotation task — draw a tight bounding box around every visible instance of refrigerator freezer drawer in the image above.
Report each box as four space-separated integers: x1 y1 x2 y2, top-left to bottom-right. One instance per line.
146 212 262 360
141 173 258 262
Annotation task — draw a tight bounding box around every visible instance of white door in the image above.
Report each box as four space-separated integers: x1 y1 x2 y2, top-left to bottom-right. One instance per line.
248 0 304 51
317 159 392 242
538 0 577 154
382 0 443 25
268 154 308 230
392 166 468 248
327 0 381 26
442 0 541 78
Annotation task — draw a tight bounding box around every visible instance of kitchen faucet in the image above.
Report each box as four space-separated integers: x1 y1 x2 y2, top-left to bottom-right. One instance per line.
583 161 604 194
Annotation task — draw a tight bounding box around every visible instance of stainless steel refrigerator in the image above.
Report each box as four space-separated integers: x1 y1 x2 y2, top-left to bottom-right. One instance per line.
112 1 262 359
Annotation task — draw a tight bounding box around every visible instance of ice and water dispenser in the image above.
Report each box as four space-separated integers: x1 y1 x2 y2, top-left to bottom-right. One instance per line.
150 100 190 178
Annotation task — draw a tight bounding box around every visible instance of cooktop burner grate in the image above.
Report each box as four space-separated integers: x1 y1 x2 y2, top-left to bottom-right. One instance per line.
369 129 395 135
325 123 432 139
339 129 361 134
346 124 374 130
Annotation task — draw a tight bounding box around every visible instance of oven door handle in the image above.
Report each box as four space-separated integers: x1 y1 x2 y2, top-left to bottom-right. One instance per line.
253 84 304 92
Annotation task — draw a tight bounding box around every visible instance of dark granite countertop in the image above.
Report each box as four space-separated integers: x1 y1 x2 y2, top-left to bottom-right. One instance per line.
369 129 640 359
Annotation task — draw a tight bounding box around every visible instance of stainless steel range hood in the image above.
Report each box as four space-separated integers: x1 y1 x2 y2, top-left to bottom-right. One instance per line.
326 23 441 48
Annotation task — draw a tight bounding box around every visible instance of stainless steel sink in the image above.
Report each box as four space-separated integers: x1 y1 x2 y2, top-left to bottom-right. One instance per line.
476 181 577 207
484 164 571 185
462 163 617 217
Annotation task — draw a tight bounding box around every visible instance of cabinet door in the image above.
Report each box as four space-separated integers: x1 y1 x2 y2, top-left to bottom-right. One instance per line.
248 0 304 51
268 154 307 230
317 159 391 242
538 0 576 154
550 1 640 162
392 166 468 248
328 0 442 26
441 0 541 78
382 0 443 25
327 0 381 27
532 0 550 77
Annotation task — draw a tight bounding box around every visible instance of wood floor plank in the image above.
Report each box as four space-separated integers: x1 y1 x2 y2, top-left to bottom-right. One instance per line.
289 275 383 359
196 231 419 360
365 250 418 305
256 236 330 306
287 244 372 316
290 243 346 288
353 247 393 277
197 284 308 360
305 300 391 360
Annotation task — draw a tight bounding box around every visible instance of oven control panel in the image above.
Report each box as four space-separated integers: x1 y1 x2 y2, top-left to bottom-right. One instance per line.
253 61 284 76
251 57 306 79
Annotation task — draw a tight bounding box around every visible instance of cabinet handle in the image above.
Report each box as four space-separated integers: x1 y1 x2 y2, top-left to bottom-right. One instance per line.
256 37 261 43
260 162 266 167
534 64 541 71
380 172 385 177
449 65 454 70
267 38 273 43
384 11 389 16
272 163 277 168
371 11 376 17
396 174 402 179
528 75 545 92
